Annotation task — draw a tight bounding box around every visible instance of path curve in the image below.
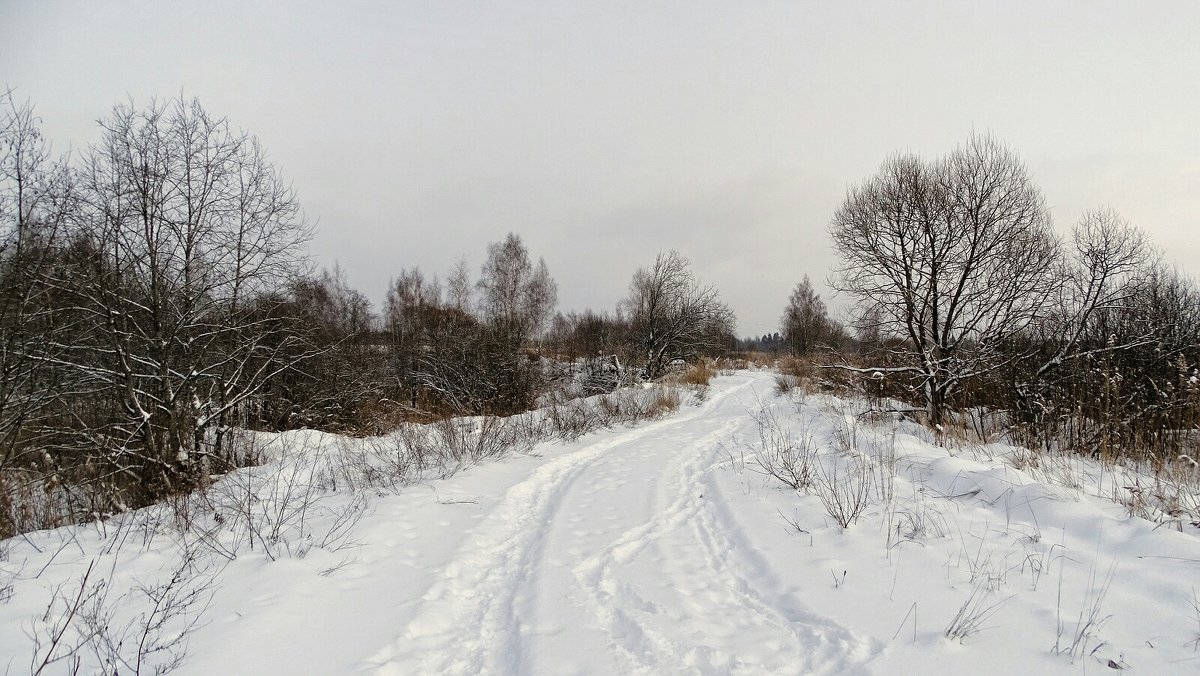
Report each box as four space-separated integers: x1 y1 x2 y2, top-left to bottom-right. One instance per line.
368 374 876 675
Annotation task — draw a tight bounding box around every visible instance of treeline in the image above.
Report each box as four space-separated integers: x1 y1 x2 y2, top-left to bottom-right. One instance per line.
273 247 736 429
0 94 734 536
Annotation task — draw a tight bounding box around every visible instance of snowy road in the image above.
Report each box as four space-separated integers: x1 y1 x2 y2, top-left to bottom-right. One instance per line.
368 373 875 675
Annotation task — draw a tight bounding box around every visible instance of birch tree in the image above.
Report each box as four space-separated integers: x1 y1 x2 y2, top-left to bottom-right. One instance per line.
780 275 838 355
477 233 557 346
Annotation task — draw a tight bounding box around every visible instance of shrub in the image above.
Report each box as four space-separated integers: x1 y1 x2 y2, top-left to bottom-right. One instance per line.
813 456 873 529
747 407 818 491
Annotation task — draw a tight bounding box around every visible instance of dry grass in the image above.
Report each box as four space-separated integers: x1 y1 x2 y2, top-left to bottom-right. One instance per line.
667 360 716 387
776 355 876 399
648 385 683 414
777 355 815 380
717 352 775 370
944 579 1013 643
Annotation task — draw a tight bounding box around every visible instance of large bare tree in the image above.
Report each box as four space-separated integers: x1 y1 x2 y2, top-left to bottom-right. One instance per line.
829 134 1059 424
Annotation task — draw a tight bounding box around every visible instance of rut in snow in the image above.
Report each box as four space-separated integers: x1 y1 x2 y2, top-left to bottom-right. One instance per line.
368 374 877 675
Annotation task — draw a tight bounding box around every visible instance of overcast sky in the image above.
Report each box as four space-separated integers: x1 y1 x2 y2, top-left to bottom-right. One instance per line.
3 1 1198 336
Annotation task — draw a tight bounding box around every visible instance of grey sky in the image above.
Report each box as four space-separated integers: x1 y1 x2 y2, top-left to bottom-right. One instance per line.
3 1 1198 336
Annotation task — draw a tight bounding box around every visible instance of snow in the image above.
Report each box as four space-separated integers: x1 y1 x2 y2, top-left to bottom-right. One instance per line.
3 370 1200 674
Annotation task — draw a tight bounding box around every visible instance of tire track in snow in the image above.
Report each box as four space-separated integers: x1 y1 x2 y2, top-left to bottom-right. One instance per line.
571 375 878 674
691 448 883 674
365 382 751 675
367 373 876 674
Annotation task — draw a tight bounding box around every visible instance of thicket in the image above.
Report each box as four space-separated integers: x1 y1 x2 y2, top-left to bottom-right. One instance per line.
0 93 737 538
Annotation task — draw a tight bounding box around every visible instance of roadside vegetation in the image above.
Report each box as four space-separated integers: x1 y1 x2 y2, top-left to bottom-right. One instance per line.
0 92 736 540
2 92 1198 673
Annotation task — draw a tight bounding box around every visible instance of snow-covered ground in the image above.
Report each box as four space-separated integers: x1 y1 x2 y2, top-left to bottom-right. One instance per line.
3 370 1200 674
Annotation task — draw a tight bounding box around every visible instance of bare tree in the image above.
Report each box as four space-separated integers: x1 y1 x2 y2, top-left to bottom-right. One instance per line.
54 96 311 498
561 310 628 360
1008 255 1198 458
546 310 631 393
780 275 839 355
382 249 550 417
829 134 1059 424
385 267 443 410
0 91 77 533
385 267 441 339
622 251 734 380
272 267 382 431
0 98 79 446
853 304 885 351
1014 208 1150 417
477 233 557 345
445 256 473 312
